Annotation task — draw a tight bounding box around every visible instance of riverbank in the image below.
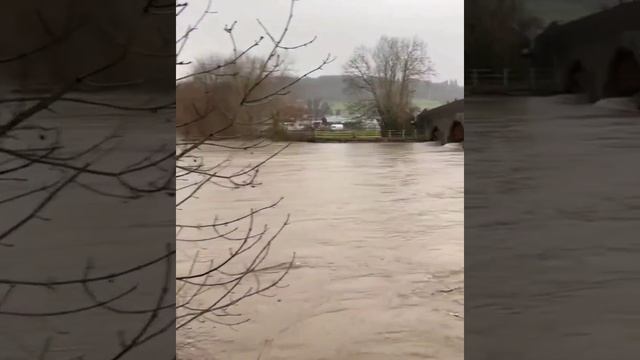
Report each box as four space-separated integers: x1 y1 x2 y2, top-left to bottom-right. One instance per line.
306 138 428 143
273 129 430 143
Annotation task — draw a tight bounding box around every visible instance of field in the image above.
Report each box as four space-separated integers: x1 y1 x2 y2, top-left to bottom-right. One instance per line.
314 129 381 140
412 98 443 110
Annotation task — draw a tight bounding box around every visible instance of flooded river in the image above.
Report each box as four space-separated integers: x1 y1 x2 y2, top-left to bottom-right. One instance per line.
465 95 640 360
178 142 464 359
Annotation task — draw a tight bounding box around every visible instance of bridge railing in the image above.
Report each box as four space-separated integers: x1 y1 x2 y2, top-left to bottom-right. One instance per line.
466 67 557 94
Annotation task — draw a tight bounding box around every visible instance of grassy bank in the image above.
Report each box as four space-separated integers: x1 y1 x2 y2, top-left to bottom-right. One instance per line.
273 129 427 143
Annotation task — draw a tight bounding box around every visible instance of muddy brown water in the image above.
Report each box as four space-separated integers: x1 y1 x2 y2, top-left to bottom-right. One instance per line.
177 142 464 360
1 92 175 359
465 95 640 360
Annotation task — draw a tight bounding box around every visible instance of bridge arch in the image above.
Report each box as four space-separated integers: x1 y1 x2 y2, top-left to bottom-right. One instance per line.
430 126 442 142
604 47 640 97
448 121 464 143
565 60 589 94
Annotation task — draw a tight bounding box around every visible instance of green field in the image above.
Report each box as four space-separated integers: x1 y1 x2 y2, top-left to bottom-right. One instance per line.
280 129 426 142
328 100 349 113
314 130 381 140
412 98 443 110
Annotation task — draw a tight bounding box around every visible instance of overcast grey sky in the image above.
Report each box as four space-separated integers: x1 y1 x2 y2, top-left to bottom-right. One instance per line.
177 0 463 83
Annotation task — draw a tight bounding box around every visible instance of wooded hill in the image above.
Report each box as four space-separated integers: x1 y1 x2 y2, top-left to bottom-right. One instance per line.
286 75 463 104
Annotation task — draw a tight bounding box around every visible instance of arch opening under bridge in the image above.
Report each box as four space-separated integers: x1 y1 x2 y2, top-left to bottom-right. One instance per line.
604 47 640 97
448 121 464 143
565 60 588 94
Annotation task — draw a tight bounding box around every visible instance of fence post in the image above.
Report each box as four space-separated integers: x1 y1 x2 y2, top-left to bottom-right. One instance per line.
530 68 536 91
402 129 405 139
503 68 509 89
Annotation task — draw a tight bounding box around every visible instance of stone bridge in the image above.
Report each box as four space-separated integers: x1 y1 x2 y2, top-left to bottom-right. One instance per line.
414 99 464 145
531 2 640 102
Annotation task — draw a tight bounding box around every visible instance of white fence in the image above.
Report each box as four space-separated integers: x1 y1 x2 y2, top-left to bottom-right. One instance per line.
467 68 557 93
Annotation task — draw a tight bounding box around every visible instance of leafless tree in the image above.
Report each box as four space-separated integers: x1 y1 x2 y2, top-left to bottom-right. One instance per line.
178 53 295 138
344 36 434 133
1 1 175 359
175 0 332 356
465 0 543 71
1 0 330 358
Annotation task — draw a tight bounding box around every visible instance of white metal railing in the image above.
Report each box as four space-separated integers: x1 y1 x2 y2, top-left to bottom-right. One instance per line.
467 68 556 91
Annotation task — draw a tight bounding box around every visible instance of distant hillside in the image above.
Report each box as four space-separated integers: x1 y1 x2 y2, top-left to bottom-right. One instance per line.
288 75 463 104
523 0 613 23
